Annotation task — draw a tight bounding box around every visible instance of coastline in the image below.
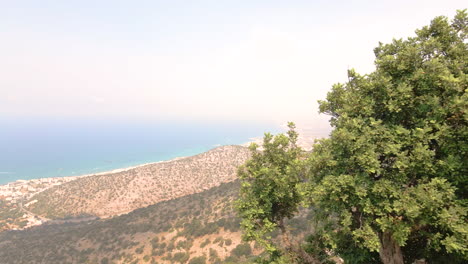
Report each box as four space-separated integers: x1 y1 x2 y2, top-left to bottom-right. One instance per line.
0 144 252 230
0 155 189 189
1 140 260 189
0 129 319 231
0 153 201 230
0 154 192 231
0 143 253 203
1 124 322 189
0 144 253 217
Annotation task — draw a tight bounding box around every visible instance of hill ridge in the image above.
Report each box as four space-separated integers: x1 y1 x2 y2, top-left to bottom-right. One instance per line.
26 145 250 220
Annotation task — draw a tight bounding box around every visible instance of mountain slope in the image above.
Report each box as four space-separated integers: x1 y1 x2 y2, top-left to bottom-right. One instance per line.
0 180 313 264
26 145 250 219
0 181 254 264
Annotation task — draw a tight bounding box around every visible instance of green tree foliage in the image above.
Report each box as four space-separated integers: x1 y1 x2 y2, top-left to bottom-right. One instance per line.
237 10 467 264
236 122 307 262
307 10 467 264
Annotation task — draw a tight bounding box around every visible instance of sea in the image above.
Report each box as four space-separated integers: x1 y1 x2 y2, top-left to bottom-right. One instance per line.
0 118 281 185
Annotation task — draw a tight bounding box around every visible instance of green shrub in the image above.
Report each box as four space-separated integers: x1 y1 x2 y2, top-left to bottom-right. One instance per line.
188 256 206 264
172 252 189 263
200 239 210 248
209 248 219 262
231 243 252 258
135 246 144 254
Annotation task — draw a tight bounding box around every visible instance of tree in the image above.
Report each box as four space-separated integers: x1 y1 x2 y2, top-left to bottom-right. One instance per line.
307 10 467 264
236 122 310 263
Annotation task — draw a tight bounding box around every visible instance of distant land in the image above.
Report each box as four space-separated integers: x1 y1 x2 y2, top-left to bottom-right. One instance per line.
0 125 324 230
0 165 313 264
0 120 329 185
0 145 250 230
0 180 313 264
0 119 288 185
0 125 326 263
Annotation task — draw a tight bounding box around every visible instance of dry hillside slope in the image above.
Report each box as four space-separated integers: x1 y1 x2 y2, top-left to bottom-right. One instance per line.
0 181 245 264
26 145 250 219
0 180 313 264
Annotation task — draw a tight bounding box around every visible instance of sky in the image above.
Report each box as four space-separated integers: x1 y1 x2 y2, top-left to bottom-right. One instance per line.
0 0 466 128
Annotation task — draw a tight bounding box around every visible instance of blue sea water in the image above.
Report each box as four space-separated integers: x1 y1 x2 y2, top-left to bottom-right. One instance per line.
0 118 280 185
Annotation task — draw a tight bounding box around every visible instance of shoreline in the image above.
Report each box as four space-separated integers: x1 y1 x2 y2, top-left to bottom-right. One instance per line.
0 144 247 231
0 154 190 188
1 126 321 188
0 143 253 188
0 151 201 231
68 155 188 179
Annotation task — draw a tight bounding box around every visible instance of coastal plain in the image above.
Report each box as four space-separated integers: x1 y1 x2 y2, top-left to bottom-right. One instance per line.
0 145 250 230
0 131 319 263
0 145 275 264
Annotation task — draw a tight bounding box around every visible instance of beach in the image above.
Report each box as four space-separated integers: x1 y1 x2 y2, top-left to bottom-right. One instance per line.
0 155 189 203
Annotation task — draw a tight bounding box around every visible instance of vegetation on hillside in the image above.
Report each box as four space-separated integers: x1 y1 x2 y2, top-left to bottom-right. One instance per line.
0 200 28 231
0 180 313 264
237 11 467 264
27 145 250 219
0 181 241 263
0 10 465 264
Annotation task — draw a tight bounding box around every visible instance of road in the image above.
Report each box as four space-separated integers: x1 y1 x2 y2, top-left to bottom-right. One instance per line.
18 199 50 223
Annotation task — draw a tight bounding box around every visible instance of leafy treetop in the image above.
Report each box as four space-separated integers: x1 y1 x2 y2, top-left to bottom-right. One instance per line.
310 10 467 264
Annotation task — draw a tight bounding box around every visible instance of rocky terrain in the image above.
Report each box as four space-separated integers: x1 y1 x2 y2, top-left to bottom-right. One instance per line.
25 145 250 219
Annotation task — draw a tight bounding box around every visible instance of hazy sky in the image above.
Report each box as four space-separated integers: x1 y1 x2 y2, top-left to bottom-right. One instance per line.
0 1 465 127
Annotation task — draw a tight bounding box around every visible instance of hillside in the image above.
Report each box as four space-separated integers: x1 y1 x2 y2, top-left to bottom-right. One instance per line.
26 145 250 219
0 180 312 264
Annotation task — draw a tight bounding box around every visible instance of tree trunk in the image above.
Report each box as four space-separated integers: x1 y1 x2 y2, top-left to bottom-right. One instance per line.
379 232 404 264
278 218 293 252
278 219 321 264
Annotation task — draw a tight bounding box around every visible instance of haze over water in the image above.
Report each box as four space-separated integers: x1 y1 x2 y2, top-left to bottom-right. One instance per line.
1 1 463 185
0 118 280 185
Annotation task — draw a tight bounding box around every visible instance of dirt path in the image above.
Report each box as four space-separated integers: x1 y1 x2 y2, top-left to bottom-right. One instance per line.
18 199 50 222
